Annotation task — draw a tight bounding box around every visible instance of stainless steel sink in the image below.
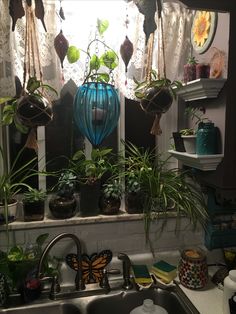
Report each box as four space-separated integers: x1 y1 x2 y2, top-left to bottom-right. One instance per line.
85 285 199 314
0 302 82 314
0 279 199 314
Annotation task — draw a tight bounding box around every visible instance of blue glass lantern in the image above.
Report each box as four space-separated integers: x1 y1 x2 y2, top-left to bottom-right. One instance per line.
74 82 120 146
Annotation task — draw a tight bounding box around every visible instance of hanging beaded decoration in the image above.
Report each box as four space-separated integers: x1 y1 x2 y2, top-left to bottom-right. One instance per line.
120 2 134 85
15 1 55 151
54 0 69 70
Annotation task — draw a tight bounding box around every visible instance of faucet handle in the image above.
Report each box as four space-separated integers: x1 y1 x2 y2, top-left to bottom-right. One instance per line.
99 269 110 291
50 274 61 297
118 252 133 290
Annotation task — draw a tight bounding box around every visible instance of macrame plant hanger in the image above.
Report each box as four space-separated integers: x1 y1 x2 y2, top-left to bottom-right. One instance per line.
144 0 167 135
20 2 52 151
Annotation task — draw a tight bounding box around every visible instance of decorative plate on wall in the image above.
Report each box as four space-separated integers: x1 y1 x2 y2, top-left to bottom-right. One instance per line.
191 11 218 54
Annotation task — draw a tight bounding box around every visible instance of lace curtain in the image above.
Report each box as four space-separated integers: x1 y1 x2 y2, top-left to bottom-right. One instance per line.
0 0 193 156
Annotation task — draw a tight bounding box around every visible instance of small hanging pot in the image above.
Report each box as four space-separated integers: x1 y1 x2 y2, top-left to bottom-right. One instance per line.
16 94 53 128
140 86 173 115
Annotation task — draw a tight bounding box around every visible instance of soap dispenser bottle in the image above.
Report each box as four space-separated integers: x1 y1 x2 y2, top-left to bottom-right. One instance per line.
223 270 236 314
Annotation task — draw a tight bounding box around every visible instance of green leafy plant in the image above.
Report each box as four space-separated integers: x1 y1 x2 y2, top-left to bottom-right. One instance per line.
122 141 209 252
55 170 77 198
70 147 113 185
102 179 122 200
66 19 118 84
134 69 182 101
23 188 47 203
180 107 209 136
0 76 57 133
187 56 198 65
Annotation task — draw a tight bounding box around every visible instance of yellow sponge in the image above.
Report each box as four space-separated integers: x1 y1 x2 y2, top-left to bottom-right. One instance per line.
151 260 177 283
132 264 152 285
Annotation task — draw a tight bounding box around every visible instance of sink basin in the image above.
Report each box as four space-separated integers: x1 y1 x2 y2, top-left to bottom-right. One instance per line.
86 286 199 314
0 303 81 314
0 280 199 314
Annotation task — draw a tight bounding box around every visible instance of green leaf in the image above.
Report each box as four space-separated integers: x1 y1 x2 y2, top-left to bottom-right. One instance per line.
36 233 49 247
101 51 118 70
97 73 110 83
97 19 109 35
27 77 41 93
90 55 100 71
40 84 58 96
3 104 15 114
67 46 80 63
7 246 24 261
0 97 14 105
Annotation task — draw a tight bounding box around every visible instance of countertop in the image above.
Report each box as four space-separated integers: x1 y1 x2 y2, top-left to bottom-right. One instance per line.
179 280 223 314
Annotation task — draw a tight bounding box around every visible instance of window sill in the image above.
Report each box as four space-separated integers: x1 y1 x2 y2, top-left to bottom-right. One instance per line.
0 208 180 231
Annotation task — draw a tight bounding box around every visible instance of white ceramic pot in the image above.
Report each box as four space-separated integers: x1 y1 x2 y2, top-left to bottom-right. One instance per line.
181 135 196 154
0 200 18 224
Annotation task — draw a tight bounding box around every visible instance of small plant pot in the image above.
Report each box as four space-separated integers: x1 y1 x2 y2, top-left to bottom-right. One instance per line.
196 63 210 79
100 196 121 215
181 135 197 154
183 64 196 83
125 192 145 214
0 200 18 224
140 87 173 115
79 181 101 217
49 195 77 219
23 201 45 222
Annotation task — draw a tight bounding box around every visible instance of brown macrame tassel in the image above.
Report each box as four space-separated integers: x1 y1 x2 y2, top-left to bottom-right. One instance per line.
24 128 38 152
150 113 162 135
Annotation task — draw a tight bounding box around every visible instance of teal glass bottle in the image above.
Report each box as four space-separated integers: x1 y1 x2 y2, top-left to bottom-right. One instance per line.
196 122 216 155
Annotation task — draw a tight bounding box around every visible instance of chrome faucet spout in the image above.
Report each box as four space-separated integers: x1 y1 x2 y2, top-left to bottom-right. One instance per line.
37 233 85 292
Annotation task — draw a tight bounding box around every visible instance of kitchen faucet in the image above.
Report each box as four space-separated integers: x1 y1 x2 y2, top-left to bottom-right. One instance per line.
37 233 85 298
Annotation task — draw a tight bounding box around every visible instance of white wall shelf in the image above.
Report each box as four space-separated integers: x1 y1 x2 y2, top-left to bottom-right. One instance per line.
168 150 224 171
176 78 226 101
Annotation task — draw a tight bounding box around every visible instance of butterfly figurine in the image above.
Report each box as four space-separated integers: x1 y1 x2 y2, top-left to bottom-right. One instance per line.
66 250 112 284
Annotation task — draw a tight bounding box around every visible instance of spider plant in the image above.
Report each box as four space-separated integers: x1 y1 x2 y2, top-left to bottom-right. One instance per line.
122 141 208 253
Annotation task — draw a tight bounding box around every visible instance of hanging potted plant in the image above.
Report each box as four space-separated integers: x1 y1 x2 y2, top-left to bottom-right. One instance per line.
66 19 120 146
0 2 57 150
70 147 113 217
22 188 47 222
49 170 77 219
100 179 123 215
134 70 182 135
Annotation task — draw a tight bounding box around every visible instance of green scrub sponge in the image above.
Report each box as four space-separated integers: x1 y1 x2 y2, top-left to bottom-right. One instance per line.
151 260 177 283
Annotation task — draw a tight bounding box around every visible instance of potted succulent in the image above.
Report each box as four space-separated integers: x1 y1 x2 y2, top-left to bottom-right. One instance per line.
134 70 182 135
49 170 77 219
70 147 113 216
125 170 145 214
183 56 198 83
100 179 123 215
22 188 47 222
67 19 120 146
122 141 209 253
